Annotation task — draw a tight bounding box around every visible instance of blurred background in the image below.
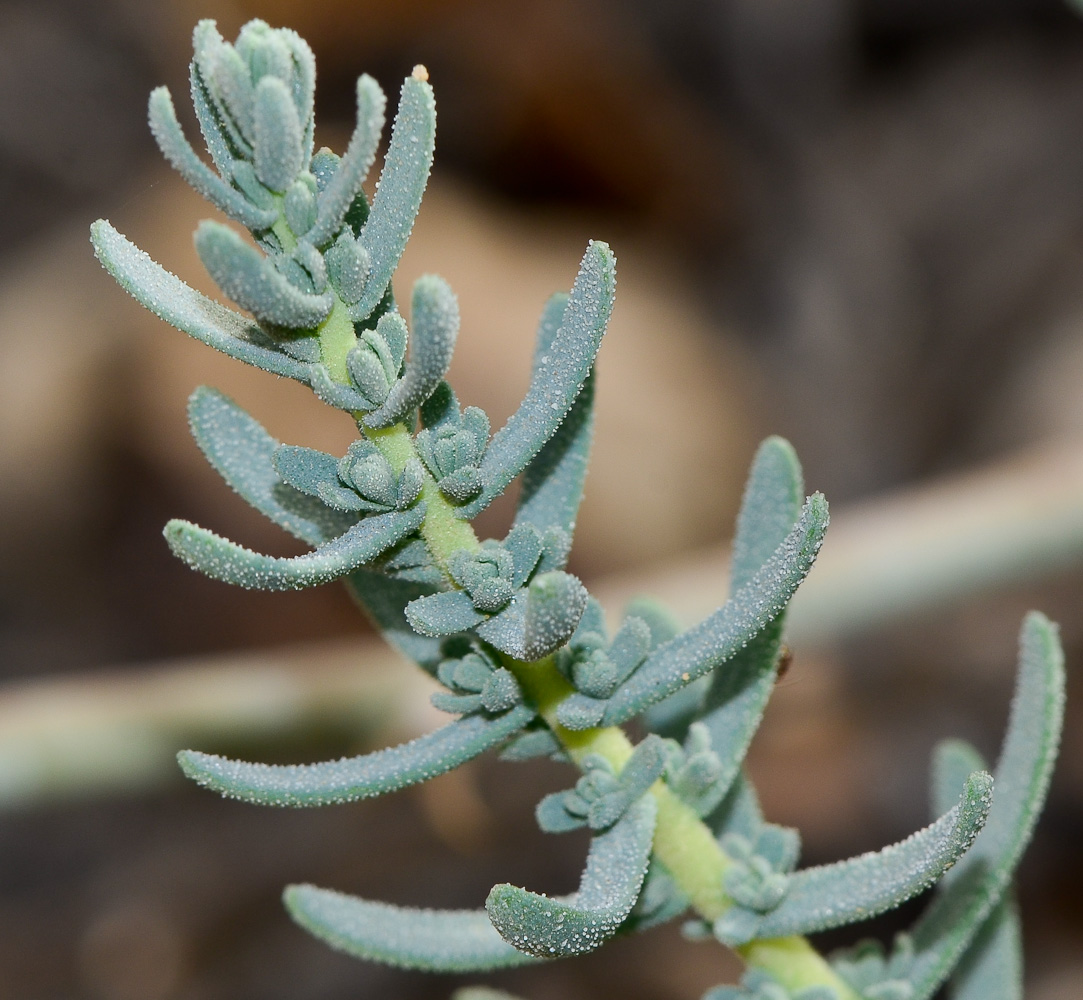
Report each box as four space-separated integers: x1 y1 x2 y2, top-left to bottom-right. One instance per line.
2 0 1083 997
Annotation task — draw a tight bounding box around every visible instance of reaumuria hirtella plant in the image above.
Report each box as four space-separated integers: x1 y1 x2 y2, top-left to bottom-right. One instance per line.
91 19 1065 1000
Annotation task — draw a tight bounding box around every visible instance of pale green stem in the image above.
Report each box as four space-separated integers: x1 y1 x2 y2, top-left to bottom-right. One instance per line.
299 204 857 999
506 657 860 999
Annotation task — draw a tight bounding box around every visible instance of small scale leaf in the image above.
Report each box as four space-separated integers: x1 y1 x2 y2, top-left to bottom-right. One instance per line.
195 221 333 329
462 242 616 517
500 728 564 762
366 275 459 427
714 771 993 946
164 506 424 590
351 73 436 321
555 695 606 731
308 74 386 248
476 571 589 661
179 703 534 806
284 888 540 971
503 524 544 588
406 590 486 636
148 87 276 231
486 794 657 957
91 222 310 381
272 444 340 497
308 365 376 412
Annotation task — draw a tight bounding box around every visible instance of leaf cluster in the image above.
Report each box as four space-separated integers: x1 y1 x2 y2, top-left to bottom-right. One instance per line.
91 20 1065 1000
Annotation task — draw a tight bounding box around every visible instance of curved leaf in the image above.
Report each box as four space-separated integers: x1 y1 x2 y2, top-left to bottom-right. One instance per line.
461 241 616 517
284 888 540 971
187 386 355 546
189 39 235 176
575 493 828 726
91 222 310 381
693 437 805 811
184 388 443 668
949 899 1022 1000
729 437 805 590
512 370 594 552
251 75 304 192
178 703 535 806
148 87 276 230
307 74 386 248
486 794 657 957
530 292 569 375
350 73 436 321
366 275 459 428
903 612 1064 999
714 771 993 945
935 747 1022 1000
164 506 424 590
194 220 333 329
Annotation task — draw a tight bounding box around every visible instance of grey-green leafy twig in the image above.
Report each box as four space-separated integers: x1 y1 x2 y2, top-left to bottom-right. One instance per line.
90 19 1066 1000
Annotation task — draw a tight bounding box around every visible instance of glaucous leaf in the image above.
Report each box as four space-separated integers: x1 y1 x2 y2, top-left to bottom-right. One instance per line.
486 794 657 957
178 703 535 806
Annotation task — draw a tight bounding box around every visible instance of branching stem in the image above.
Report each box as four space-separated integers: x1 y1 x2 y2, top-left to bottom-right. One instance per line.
310 217 858 1000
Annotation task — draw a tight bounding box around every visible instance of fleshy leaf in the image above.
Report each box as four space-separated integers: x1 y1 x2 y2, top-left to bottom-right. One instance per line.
251 75 303 192
405 590 486 636
476 571 589 660
307 74 386 248
949 900 1022 1000
164 506 424 590
178 703 534 806
486 794 657 957
530 292 569 374
272 444 340 497
366 275 459 428
934 746 1022 1000
512 370 595 553
729 437 805 590
621 859 690 933
499 727 564 762
185 388 443 669
91 222 310 381
284 889 540 971
148 87 276 231
902 612 1064 1000
186 386 355 546
690 437 805 810
189 32 235 175
194 221 333 329
570 493 828 726
350 73 436 321
461 241 616 517
713 771 992 946
346 568 444 674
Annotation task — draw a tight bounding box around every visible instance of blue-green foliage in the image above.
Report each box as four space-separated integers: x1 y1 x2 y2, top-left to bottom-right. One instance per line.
91 18 1066 999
